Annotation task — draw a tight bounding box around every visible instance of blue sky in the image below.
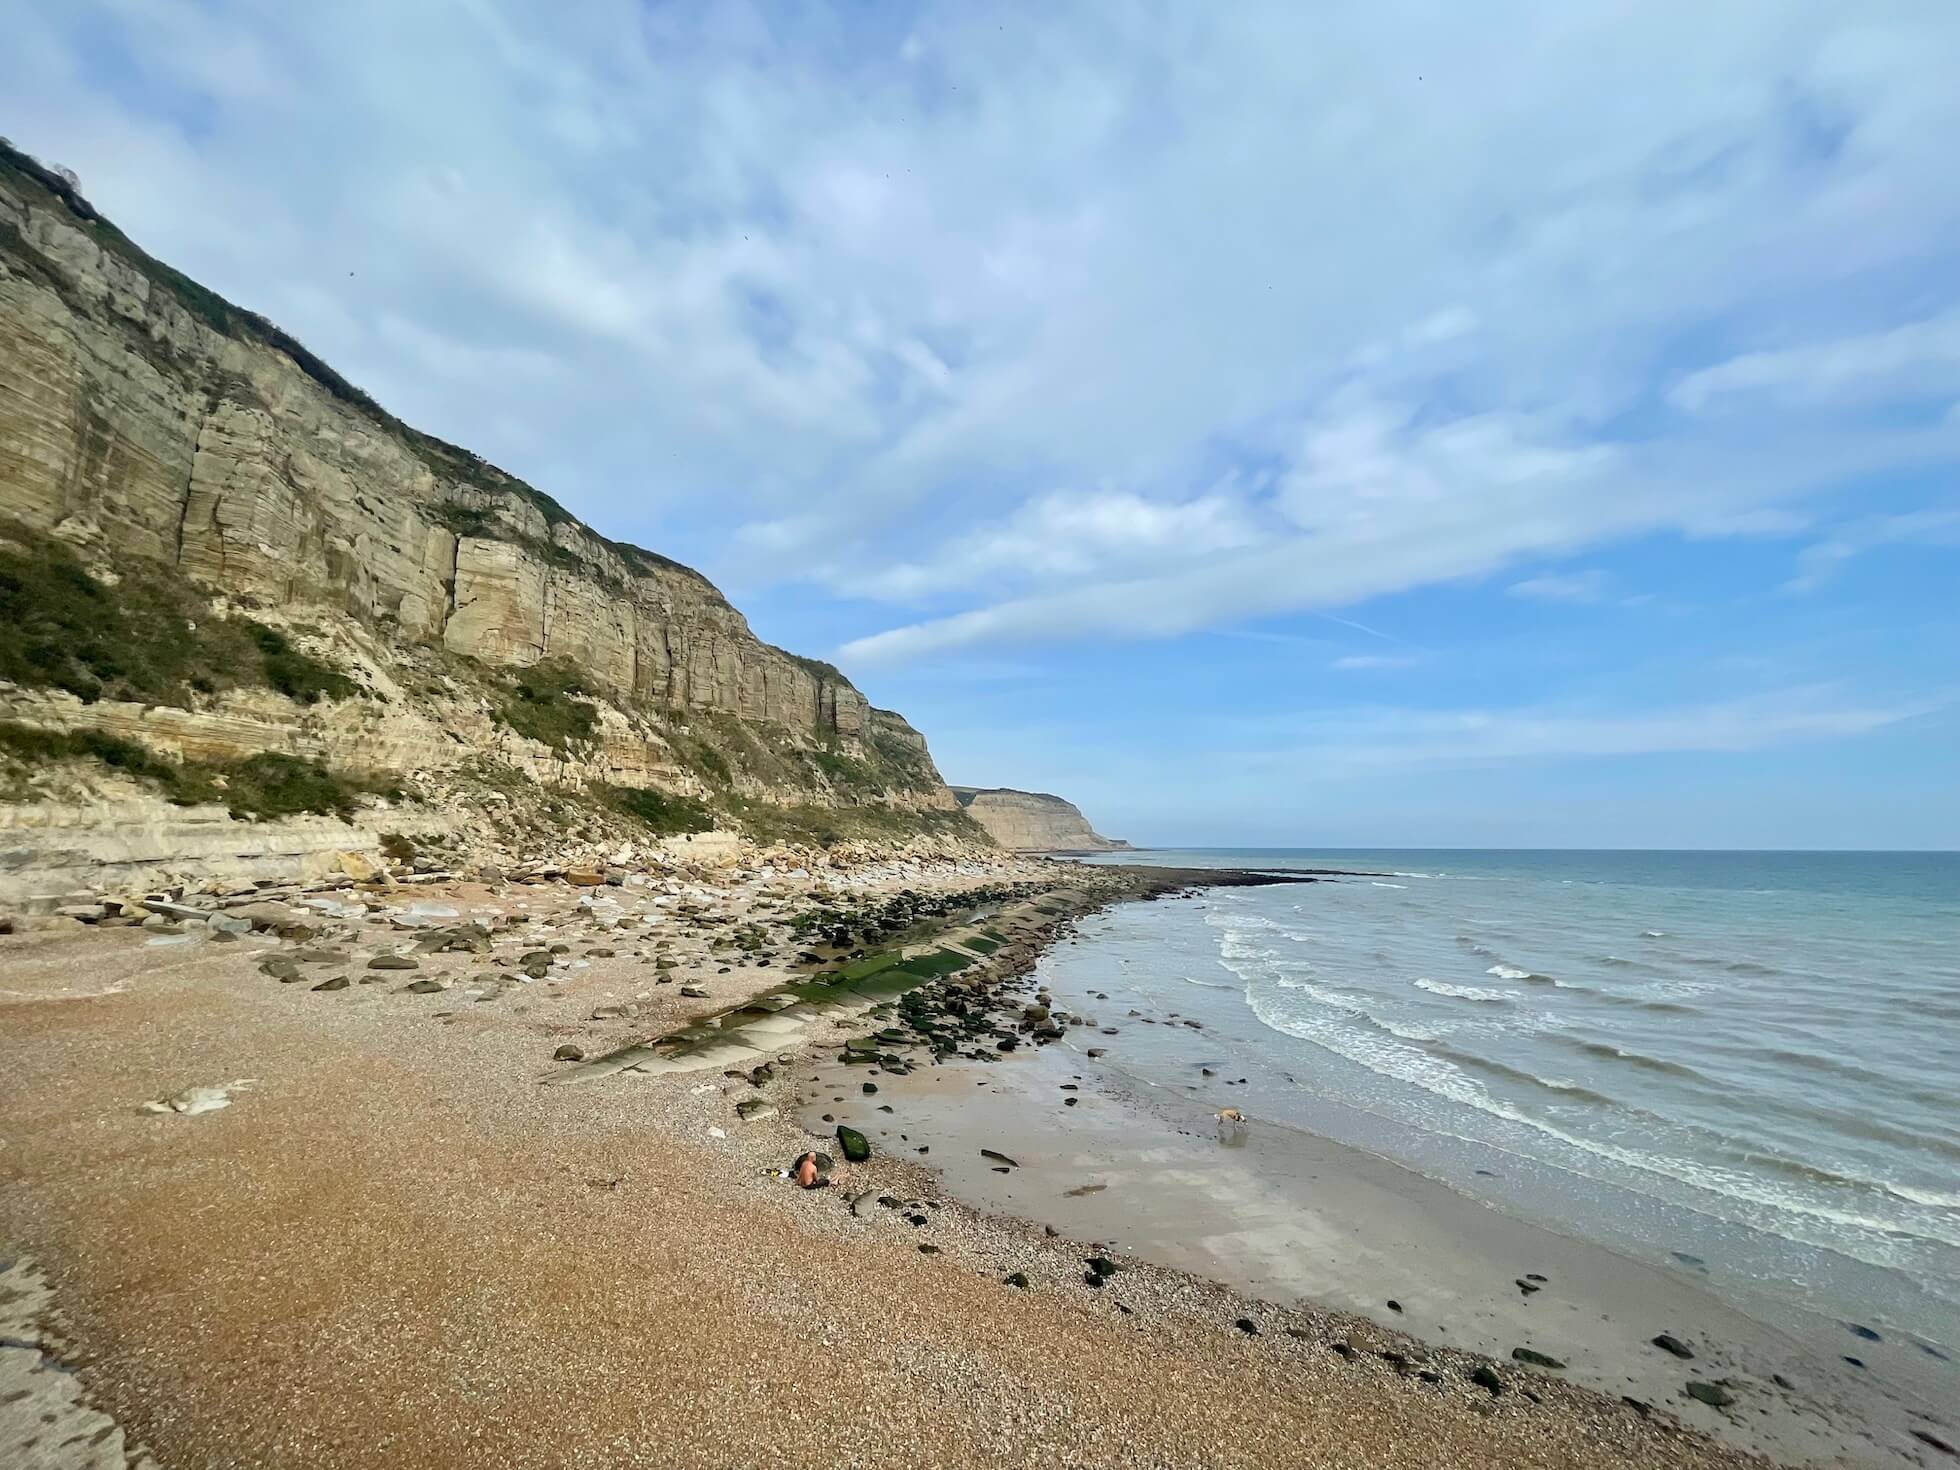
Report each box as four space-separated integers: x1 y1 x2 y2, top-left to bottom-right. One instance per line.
4 1 1957 847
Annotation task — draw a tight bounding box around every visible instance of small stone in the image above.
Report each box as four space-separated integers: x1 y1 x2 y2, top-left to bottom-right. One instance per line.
404 978 446 994
680 985 708 998
367 954 419 971
918 1243 940 1255
1911 1430 1957 1457
553 1044 586 1062
1512 1347 1565 1370
1685 1381 1735 1408
862 1082 878 1095
1004 1272 1030 1289
1386 1299 1403 1313
734 1098 777 1122
1471 1366 1504 1396
1235 1318 1258 1335
313 975 351 992
1651 1333 1695 1360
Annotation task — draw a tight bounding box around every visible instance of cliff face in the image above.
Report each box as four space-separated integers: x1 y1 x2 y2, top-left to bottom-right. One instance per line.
0 141 978 893
951 788 1127 852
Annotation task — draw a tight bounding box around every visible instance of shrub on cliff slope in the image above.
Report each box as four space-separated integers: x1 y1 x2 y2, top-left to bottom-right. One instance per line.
0 721 365 819
493 660 599 753
0 520 359 708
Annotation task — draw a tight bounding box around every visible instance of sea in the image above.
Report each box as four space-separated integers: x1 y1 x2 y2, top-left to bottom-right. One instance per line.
1062 849 1960 1350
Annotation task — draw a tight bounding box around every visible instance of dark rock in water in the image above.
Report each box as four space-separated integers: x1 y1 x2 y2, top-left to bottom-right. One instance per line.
1235 1318 1258 1335
996 1036 1018 1052
1651 1333 1695 1360
1515 1279 1541 1295
1524 1272 1547 1282
553 1043 585 1062
836 1125 871 1162
313 975 351 991
1512 1348 1565 1370
1922 1343 1953 1362
1086 1048 1107 1058
1685 1381 1735 1408
1386 1299 1403 1313
1845 1322 1882 1342
1004 1271 1030 1289
1772 1373 1795 1390
1471 1366 1504 1395
862 1082 879 1094
981 1148 1019 1168
368 954 418 971
1911 1429 1957 1457
1063 1097 1078 1107
1842 1355 1865 1369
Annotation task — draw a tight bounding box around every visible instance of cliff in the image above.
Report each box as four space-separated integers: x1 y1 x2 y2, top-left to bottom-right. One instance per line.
950 788 1128 852
0 140 984 896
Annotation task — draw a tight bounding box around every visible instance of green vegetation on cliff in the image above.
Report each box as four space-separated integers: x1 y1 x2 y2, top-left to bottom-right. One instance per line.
0 721 370 820
0 519 359 708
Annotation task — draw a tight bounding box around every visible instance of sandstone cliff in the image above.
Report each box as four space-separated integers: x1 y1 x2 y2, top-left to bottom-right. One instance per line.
950 788 1128 852
0 140 983 896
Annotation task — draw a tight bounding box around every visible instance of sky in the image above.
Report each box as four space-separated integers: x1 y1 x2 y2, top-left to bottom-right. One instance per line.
4 0 1957 848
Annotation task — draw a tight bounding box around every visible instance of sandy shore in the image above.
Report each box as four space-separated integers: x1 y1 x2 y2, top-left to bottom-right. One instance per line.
0 855 1910 1468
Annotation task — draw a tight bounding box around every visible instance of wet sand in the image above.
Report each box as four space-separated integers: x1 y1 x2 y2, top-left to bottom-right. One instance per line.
0 858 1926 1468
799 1038 1951 1468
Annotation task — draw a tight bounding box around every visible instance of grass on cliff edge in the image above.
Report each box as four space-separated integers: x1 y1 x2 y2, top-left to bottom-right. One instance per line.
0 520 359 708
0 721 371 820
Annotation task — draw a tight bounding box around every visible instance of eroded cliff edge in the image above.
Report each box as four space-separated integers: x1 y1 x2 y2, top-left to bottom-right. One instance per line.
0 141 984 897
951 788 1128 852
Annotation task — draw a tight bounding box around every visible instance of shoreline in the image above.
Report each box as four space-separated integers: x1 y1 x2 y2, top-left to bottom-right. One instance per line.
0 851 1933 1467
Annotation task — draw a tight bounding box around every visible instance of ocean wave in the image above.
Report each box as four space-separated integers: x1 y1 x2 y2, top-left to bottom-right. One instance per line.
1414 978 1514 1003
1561 1037 1712 1083
1179 974 1237 991
1371 881 1408 889
1641 930 1669 938
1241 987 1960 1256
1886 1184 1960 1209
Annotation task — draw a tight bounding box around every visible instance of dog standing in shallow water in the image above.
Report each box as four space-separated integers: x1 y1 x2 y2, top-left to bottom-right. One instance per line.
1214 1107 1247 1141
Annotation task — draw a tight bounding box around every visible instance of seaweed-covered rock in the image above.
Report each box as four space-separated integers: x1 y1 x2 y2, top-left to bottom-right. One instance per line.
836 1125 871 1162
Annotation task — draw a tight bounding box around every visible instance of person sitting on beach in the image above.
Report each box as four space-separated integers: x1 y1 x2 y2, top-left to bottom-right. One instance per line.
793 1152 829 1189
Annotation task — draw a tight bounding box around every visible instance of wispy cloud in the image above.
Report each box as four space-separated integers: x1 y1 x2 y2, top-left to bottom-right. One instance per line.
1236 687 1942 768
1784 506 1960 591
1331 654 1422 671
1508 569 1611 603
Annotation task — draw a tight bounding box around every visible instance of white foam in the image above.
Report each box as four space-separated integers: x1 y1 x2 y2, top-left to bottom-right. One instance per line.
1415 978 1512 1003
1485 964 1532 981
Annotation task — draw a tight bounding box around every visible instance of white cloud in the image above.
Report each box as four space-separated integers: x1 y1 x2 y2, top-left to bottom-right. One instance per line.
1671 310 1960 413
4 0 1958 660
1234 687 1939 768
1508 569 1611 603
1784 506 1960 591
1331 655 1421 671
